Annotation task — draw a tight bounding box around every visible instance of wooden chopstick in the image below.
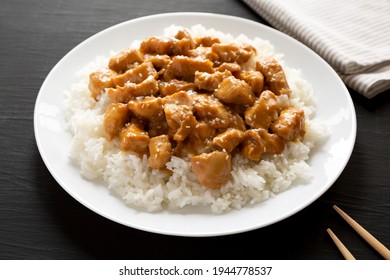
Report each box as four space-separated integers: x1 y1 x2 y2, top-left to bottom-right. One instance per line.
327 228 356 260
333 205 390 260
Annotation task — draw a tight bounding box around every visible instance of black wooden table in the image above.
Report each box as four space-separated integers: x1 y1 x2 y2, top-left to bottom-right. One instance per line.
1 0 389 259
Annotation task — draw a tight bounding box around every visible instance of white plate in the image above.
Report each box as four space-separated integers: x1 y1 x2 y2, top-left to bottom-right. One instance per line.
34 13 356 237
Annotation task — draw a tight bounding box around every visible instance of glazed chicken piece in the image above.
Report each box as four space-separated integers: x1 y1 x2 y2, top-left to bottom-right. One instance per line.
210 43 255 64
176 121 217 156
258 129 285 154
242 129 266 161
173 39 193 56
163 91 196 142
216 62 241 73
256 57 291 96
193 121 217 143
163 56 214 81
110 62 157 87
271 107 305 141
108 48 143 73
194 70 232 91
242 128 286 161
195 36 221 47
103 103 130 141
164 104 196 142
140 37 174 55
244 90 279 129
89 68 117 99
145 54 171 72
159 79 195 96
214 76 255 105
119 121 150 155
193 94 233 129
128 96 164 120
212 128 245 153
191 151 232 189
172 29 196 56
147 135 172 169
175 29 194 42
163 90 194 107
238 70 264 95
106 76 159 103
188 46 214 60
189 36 220 59
190 121 217 153
128 96 168 137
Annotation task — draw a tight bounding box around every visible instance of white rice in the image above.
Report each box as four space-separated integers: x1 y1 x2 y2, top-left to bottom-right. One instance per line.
64 25 328 214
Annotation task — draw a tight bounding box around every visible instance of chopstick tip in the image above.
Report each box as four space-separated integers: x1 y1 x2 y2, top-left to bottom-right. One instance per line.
333 204 343 214
326 227 357 260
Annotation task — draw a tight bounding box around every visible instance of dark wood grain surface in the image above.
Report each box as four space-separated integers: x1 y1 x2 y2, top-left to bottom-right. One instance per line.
1 0 389 260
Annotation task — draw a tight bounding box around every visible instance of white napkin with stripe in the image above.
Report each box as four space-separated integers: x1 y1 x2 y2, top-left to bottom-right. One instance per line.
243 0 390 98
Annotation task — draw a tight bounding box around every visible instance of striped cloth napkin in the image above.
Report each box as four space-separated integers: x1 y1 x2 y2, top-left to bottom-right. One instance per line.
243 0 390 98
